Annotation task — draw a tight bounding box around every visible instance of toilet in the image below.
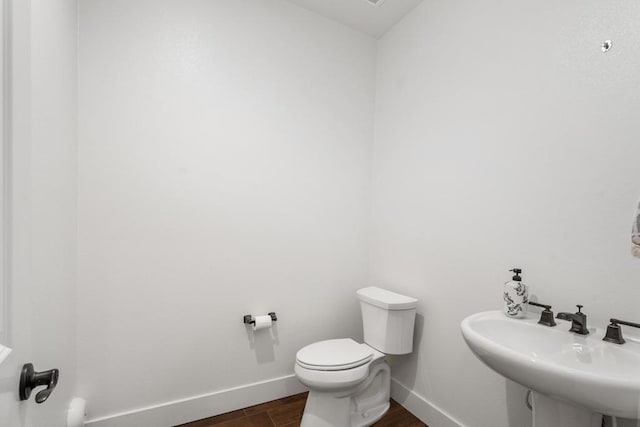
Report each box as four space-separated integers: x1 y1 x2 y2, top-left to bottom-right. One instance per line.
294 286 418 427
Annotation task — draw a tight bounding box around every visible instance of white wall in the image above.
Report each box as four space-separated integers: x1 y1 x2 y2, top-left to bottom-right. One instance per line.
77 1 640 425
30 0 79 424
77 0 376 420
371 0 640 426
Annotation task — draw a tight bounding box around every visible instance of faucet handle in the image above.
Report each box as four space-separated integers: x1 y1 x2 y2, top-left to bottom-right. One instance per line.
576 304 583 313
604 320 625 345
527 301 557 327
603 318 640 345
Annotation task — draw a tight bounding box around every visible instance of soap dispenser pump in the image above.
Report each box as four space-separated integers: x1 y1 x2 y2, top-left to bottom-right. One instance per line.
503 268 528 318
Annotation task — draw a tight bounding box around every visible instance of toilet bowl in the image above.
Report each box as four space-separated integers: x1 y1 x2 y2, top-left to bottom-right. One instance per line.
294 287 418 427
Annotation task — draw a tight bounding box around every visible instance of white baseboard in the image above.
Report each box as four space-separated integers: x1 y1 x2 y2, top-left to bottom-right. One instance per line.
85 373 461 427
85 374 308 427
390 378 465 427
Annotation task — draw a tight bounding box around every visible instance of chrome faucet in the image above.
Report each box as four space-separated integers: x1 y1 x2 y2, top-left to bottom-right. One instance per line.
556 305 589 335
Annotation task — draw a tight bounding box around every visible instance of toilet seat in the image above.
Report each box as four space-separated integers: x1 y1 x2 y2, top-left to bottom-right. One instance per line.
296 339 373 371
294 340 384 393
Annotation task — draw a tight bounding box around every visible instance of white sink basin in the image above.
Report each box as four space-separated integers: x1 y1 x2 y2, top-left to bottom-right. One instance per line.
461 310 640 419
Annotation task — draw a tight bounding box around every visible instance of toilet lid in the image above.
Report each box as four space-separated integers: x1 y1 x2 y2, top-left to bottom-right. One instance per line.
296 338 373 371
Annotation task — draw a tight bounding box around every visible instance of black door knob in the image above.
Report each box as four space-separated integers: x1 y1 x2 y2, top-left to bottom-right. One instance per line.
19 363 59 404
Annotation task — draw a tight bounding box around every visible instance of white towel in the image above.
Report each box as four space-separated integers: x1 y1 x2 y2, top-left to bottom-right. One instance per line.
633 202 640 258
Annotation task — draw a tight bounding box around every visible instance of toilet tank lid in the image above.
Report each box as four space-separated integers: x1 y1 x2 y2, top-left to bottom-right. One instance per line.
357 287 417 310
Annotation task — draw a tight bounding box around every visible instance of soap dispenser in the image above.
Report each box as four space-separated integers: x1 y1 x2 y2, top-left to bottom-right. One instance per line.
503 268 528 318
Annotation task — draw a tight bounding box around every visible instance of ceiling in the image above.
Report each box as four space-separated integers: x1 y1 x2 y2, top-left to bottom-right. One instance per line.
285 0 423 38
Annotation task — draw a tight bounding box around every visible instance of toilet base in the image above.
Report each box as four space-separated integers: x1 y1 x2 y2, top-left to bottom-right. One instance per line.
300 360 391 427
300 392 391 427
350 401 389 427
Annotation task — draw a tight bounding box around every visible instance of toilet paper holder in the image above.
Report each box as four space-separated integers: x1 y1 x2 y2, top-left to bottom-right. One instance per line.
243 312 277 325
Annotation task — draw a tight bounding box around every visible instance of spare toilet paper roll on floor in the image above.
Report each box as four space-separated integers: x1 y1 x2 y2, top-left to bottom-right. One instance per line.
253 315 273 331
67 397 87 427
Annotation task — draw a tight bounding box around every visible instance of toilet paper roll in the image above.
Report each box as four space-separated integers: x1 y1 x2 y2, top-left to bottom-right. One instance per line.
253 315 272 331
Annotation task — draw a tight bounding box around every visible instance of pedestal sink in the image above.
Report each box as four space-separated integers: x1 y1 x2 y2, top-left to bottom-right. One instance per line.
461 311 640 427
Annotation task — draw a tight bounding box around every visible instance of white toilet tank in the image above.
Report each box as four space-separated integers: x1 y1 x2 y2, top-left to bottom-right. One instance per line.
357 287 418 355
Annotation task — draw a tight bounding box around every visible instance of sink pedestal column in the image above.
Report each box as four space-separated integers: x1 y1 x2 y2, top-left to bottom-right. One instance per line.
531 392 602 427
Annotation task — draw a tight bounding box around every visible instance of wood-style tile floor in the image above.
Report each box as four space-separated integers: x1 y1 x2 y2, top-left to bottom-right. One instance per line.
175 392 427 427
